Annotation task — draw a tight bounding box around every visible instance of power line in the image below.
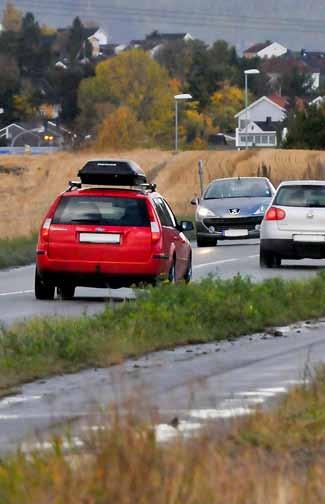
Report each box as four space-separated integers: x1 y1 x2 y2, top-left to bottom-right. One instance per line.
7 1 325 36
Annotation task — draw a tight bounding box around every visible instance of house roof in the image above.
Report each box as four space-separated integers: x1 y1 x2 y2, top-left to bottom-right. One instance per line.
146 32 191 41
235 95 286 118
268 94 288 108
244 42 271 54
255 120 282 131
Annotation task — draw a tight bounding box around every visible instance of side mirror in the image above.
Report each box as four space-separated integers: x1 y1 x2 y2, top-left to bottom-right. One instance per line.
178 220 194 232
191 197 199 205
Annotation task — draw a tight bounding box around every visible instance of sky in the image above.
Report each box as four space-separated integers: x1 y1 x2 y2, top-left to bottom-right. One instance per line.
2 0 325 52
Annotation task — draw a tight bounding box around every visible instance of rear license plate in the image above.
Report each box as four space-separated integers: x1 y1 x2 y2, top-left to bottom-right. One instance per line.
293 234 325 243
79 233 120 244
224 229 249 237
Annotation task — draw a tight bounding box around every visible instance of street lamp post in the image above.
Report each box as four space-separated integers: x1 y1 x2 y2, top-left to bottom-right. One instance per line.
244 69 260 150
174 93 192 152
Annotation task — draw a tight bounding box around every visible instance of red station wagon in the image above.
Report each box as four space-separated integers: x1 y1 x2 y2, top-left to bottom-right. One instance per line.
35 160 193 300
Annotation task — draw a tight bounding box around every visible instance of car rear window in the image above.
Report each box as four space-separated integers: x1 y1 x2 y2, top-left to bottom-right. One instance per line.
274 185 325 208
53 196 150 226
204 178 271 199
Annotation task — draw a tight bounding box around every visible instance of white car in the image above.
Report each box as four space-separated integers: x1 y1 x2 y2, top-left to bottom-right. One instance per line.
260 180 325 268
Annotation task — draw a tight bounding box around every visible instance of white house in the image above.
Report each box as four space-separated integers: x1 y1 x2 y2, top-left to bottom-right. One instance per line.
244 41 287 59
88 28 109 57
309 96 325 108
235 96 287 148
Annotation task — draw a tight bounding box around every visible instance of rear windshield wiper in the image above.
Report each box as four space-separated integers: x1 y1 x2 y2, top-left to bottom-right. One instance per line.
70 219 102 224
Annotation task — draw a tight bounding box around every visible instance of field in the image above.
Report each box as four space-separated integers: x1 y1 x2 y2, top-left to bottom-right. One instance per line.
0 148 325 238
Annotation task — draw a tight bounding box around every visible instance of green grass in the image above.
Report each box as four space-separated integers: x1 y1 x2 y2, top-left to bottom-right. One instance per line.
0 234 37 270
2 273 325 392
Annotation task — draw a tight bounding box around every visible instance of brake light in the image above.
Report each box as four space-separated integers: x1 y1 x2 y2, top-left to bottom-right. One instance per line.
150 221 161 242
147 201 162 243
40 218 52 242
265 207 286 221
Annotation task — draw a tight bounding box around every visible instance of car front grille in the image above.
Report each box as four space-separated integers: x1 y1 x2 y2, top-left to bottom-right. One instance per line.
203 216 263 231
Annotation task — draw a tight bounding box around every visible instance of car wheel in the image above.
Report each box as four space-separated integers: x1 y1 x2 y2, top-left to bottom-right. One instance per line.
57 285 75 300
183 255 192 283
197 235 216 247
34 270 55 300
260 249 281 268
168 259 176 284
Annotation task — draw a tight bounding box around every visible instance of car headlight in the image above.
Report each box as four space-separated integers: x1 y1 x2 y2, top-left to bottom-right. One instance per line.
254 204 266 215
197 207 215 218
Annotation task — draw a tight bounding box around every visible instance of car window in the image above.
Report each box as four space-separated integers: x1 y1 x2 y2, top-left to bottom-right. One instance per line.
153 198 175 227
162 199 177 227
204 179 272 199
274 185 325 208
53 196 150 226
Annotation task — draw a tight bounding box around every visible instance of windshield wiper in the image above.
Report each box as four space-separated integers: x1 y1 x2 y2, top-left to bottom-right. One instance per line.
70 219 102 224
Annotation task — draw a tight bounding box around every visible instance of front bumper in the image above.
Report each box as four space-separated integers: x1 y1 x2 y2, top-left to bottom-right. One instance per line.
261 239 325 260
196 216 263 240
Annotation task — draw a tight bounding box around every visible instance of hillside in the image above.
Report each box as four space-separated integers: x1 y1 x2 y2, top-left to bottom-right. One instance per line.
1 148 325 238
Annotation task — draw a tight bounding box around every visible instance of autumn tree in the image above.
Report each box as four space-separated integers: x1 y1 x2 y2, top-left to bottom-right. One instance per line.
78 50 176 144
96 106 146 149
2 1 22 32
208 83 245 132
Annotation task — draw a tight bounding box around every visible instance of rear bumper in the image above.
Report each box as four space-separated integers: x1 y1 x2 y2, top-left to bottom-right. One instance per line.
37 255 167 288
261 239 325 260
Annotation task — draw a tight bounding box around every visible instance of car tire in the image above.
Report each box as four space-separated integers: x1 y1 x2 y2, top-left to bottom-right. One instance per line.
260 249 281 268
34 270 55 300
197 235 216 247
168 259 176 284
183 255 192 283
57 285 75 300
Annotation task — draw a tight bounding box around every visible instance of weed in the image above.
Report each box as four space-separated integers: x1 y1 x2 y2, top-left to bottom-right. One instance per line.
0 234 37 270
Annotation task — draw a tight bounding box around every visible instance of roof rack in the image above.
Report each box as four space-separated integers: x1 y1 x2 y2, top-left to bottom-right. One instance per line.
67 180 157 193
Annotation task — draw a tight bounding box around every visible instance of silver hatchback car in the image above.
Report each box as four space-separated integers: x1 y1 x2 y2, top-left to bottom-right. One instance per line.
260 180 325 268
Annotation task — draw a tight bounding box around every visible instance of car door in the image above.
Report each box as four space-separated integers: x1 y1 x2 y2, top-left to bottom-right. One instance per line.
153 197 189 279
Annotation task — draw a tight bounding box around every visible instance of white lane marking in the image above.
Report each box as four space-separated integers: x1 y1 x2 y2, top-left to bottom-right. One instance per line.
0 395 42 407
22 436 84 453
193 258 237 269
236 391 276 398
193 254 259 270
0 290 33 297
258 387 287 394
189 407 252 419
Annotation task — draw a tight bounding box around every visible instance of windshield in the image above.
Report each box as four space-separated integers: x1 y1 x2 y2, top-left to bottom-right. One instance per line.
53 196 150 226
204 179 272 200
274 186 325 208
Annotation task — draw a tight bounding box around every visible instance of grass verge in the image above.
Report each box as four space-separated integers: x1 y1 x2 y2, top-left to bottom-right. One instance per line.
1 367 325 501
1 273 325 392
0 234 37 270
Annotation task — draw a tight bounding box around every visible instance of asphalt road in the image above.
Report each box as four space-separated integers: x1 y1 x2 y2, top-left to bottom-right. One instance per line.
1 239 325 325
1 239 325 453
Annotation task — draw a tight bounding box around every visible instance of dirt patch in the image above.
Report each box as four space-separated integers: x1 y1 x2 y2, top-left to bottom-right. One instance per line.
0 165 25 175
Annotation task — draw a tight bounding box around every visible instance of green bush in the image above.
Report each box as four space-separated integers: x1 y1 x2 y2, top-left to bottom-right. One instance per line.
0 234 37 270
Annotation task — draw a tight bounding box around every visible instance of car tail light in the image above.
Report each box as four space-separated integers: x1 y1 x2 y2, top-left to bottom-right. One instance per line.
147 202 162 243
40 218 52 242
265 207 286 221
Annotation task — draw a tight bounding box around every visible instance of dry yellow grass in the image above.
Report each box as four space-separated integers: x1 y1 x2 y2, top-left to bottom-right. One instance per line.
1 367 325 503
1 148 325 238
154 148 325 215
